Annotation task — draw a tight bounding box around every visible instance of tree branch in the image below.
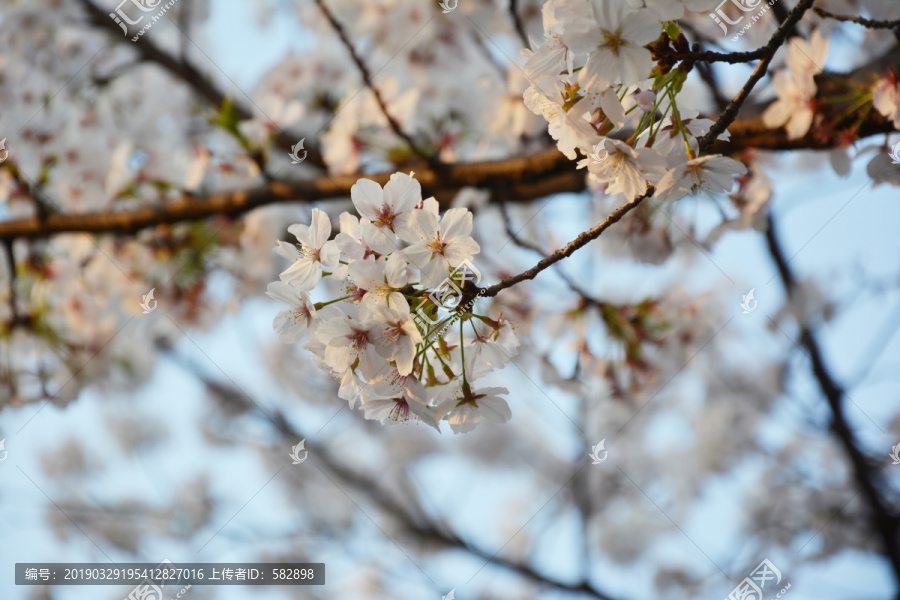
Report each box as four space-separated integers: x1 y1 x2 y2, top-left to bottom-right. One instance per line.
497 197 605 307
479 187 654 298
812 8 900 30
312 0 438 168
182 360 619 600
653 46 767 64
0 148 579 240
77 0 327 168
765 212 900 585
509 0 530 49
699 0 817 151
1 87 896 242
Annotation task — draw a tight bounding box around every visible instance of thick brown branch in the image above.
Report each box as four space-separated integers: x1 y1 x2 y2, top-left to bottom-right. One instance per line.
0 149 578 240
709 110 897 154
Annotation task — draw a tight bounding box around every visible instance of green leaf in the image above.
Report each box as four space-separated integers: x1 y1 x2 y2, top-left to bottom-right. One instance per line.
664 21 682 40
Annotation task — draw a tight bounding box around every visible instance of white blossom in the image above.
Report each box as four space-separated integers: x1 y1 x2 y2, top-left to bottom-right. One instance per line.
656 155 748 202
275 208 341 291
564 0 661 90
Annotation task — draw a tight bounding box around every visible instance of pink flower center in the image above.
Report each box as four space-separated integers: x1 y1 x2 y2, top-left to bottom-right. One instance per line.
602 31 625 53
382 322 405 344
427 235 446 255
349 328 371 349
346 284 367 302
292 306 311 323
375 204 397 229
389 398 411 422
301 246 321 262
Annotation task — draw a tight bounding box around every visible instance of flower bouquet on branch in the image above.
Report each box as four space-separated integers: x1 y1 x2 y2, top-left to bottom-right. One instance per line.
268 172 518 433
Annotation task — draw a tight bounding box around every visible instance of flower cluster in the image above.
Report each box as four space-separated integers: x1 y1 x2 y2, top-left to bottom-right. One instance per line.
267 173 519 433
523 0 746 201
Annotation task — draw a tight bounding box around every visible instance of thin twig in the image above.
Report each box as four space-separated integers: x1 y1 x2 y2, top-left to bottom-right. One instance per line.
699 0 818 151
813 8 900 29
312 0 438 168
509 0 530 49
480 187 655 298
653 46 767 64
497 198 604 307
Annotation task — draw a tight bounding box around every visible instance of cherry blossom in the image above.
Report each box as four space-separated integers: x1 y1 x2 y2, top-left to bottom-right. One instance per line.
360 374 440 430
397 206 481 289
366 304 423 376
276 208 341 291
347 254 412 312
656 155 749 202
564 0 661 91
438 384 513 434
266 281 322 344
763 31 830 140
763 70 817 140
351 172 422 234
589 139 663 199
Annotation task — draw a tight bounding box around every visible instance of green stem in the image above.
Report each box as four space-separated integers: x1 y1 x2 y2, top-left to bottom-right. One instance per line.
459 316 468 387
668 89 694 159
315 296 350 308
